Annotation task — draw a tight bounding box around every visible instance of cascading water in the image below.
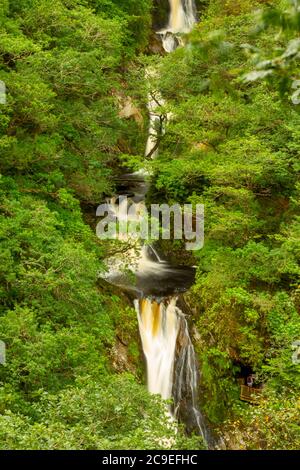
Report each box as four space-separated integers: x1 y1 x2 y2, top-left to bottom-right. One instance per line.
101 0 213 447
173 314 211 444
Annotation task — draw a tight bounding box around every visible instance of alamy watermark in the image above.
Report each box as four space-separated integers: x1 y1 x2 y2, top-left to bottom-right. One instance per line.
0 80 6 104
96 197 204 250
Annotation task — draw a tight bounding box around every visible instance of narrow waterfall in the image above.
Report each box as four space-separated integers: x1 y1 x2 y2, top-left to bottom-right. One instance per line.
135 298 180 400
102 0 212 447
134 0 211 443
173 314 211 444
144 76 162 159
168 0 197 33
145 1 197 155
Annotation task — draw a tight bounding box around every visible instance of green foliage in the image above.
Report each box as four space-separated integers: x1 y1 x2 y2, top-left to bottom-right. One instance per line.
0 181 197 449
243 0 300 102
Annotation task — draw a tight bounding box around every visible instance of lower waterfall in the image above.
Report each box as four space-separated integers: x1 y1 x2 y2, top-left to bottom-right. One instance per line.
135 296 212 445
168 0 197 33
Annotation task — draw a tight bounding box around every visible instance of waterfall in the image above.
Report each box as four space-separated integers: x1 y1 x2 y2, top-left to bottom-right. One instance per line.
144 81 162 159
159 0 197 52
135 296 212 444
135 298 180 400
147 0 197 159
168 0 197 33
173 314 211 443
101 0 213 447
134 0 211 444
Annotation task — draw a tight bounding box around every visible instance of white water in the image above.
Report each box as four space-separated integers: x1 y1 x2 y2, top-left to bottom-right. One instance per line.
101 0 211 444
102 196 175 286
145 94 161 158
135 298 180 399
136 296 211 443
144 68 167 159
160 0 197 51
146 0 197 160
173 314 209 441
145 69 162 159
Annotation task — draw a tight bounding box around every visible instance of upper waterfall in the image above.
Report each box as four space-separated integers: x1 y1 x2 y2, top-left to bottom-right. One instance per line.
158 1 197 52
